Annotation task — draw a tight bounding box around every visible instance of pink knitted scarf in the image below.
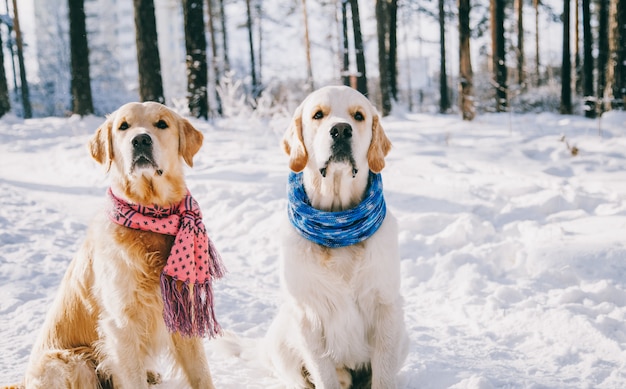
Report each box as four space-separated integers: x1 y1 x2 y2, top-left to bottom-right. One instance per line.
107 188 226 338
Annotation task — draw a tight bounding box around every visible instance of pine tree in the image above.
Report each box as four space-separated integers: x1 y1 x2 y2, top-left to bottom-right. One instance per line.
207 0 223 115
183 0 209 119
341 0 350 87
13 0 32 117
302 0 314 91
606 0 626 108
377 0 391 115
516 0 525 88
133 0 164 103
245 0 259 96
534 0 542 86
219 0 230 72
255 2 263 89
459 0 475 120
439 0 450 113
575 0 582 94
597 0 609 112
561 0 573 114
0 27 10 117
617 0 626 107
349 0 367 96
388 0 397 100
68 0 93 116
491 0 507 112
582 0 595 117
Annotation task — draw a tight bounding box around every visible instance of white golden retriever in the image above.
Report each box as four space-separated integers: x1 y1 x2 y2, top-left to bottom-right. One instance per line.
21 102 220 389
266 86 408 388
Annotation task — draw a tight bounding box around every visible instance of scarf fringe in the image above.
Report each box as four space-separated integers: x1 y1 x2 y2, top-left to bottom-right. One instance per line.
207 238 227 279
161 275 222 338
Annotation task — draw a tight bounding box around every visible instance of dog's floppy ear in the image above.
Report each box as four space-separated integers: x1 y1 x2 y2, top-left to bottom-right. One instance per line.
367 114 392 173
282 102 308 172
179 117 204 167
89 115 114 172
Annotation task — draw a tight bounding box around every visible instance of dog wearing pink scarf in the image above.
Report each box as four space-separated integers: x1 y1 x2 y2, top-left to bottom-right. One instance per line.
22 102 224 389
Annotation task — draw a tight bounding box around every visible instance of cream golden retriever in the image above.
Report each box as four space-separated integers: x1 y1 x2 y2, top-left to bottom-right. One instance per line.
265 86 408 388
20 102 218 389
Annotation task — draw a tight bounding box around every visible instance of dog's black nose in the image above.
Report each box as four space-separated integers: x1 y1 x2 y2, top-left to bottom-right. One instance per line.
330 123 352 140
132 134 152 151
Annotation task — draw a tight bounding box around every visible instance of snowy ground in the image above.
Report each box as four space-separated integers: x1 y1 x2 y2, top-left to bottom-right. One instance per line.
1 108 625 388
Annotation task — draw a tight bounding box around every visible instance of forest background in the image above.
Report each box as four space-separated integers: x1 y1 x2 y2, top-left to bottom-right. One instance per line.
2 1 626 387
0 0 624 122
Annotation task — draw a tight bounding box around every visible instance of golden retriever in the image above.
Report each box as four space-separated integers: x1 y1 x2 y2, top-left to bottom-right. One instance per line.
265 86 408 388
20 102 220 389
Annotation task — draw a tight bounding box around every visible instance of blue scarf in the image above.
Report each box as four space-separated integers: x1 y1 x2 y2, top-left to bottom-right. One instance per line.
287 171 386 248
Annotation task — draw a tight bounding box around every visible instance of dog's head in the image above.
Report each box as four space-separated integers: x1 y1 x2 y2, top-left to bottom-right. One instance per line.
89 102 203 205
282 85 391 178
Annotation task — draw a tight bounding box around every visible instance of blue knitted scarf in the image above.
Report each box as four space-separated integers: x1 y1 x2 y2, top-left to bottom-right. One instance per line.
287 171 386 248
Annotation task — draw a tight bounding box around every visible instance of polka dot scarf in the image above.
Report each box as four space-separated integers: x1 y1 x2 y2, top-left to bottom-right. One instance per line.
107 188 225 338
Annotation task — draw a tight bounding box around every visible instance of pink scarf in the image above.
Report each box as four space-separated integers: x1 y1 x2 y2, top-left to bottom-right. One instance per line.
107 188 226 338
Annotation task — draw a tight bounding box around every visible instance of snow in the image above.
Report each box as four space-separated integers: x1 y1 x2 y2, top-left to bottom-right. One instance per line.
1 108 626 388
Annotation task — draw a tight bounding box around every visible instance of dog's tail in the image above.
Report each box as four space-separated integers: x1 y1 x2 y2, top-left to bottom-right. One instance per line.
212 330 266 364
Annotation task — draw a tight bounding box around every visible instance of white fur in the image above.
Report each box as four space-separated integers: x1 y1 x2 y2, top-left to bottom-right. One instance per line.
267 86 408 389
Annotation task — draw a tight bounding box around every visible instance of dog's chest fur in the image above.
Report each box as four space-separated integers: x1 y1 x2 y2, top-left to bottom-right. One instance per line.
90 219 176 332
111 224 174 281
295 239 377 365
317 243 366 284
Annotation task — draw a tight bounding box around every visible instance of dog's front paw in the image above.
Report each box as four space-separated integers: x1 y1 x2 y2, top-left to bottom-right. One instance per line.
336 367 352 389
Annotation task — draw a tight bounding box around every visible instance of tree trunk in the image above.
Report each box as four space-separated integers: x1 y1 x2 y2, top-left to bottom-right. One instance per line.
219 0 230 72
245 0 259 96
0 25 10 117
401 8 414 111
133 0 164 103
439 0 450 113
459 0 474 120
516 0 524 88
575 0 582 94
207 0 223 115
597 0 609 112
388 0 397 100
606 0 626 109
561 0 573 114
302 0 314 91
341 0 350 87
349 0 367 96
582 0 595 117
67 0 92 116
491 0 507 112
534 0 541 86
183 0 209 119
13 0 32 117
4 1 18 96
377 0 391 116
256 2 263 88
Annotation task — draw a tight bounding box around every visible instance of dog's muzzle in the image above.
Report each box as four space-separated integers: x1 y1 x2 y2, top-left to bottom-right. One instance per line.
320 122 358 178
131 133 161 174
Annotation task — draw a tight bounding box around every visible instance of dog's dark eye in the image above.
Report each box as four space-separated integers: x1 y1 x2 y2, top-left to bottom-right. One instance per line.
119 122 129 131
155 120 168 129
313 111 324 120
354 112 365 121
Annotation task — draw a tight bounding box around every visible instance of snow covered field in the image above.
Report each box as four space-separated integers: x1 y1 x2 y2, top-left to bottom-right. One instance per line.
1 108 625 388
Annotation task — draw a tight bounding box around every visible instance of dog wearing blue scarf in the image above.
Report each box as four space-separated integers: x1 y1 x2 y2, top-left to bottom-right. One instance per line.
265 86 409 389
